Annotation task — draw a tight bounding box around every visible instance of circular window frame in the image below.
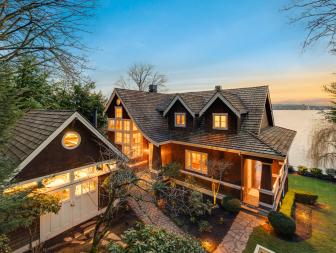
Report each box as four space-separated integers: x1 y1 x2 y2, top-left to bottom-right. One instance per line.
62 131 81 150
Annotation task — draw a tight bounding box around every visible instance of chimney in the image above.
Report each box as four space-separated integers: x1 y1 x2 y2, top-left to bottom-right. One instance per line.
215 85 222 91
92 108 98 128
149 84 157 93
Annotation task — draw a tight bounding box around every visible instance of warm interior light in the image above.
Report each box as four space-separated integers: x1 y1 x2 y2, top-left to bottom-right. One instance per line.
62 131 81 149
45 178 65 188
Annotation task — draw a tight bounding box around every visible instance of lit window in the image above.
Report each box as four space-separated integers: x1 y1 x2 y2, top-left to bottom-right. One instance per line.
123 145 131 157
74 166 96 181
62 131 81 149
123 132 131 145
132 122 138 131
133 144 142 157
4 182 38 194
185 150 207 174
115 132 123 144
115 106 122 118
115 119 122 130
43 173 70 188
124 120 131 131
53 188 70 202
108 119 115 130
213 113 228 130
76 180 96 196
133 132 142 144
175 113 186 127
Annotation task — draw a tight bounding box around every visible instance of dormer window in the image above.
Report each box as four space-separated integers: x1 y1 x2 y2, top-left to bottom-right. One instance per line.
115 106 122 118
213 113 228 130
175 113 186 127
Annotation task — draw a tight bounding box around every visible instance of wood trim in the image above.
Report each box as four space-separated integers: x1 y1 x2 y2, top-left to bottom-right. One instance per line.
259 201 274 209
181 170 242 190
159 140 286 161
163 95 195 117
199 93 241 118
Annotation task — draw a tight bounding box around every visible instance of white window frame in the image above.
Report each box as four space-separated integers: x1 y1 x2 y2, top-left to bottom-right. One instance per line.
212 113 228 130
185 150 208 175
174 112 186 127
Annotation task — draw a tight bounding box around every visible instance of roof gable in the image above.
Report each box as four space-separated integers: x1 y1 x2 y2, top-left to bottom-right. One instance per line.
5 110 125 183
199 92 242 118
163 95 196 117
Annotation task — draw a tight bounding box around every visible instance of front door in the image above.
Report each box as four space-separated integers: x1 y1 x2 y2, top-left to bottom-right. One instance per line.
40 178 98 242
243 159 261 206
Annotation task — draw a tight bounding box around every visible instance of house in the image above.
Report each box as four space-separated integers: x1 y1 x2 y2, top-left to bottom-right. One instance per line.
104 85 296 213
3 110 125 253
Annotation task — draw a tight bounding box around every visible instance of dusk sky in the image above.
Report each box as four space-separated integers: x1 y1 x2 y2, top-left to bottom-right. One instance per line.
84 0 336 104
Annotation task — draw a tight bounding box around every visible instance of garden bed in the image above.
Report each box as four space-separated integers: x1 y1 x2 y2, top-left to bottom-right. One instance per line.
166 206 237 249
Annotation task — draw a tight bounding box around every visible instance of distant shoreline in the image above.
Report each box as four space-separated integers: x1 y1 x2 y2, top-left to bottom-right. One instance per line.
273 104 331 110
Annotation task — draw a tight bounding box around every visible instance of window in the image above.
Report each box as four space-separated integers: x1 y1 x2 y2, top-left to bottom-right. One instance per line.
115 106 122 118
62 131 81 149
74 166 96 181
75 180 96 196
132 121 138 131
213 113 228 130
175 113 186 127
42 173 70 188
53 188 70 202
108 119 115 130
115 132 123 144
123 132 131 144
185 150 207 174
124 120 131 131
115 119 122 130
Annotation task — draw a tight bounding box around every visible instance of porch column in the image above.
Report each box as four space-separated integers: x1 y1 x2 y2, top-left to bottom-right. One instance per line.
259 162 274 209
149 143 162 178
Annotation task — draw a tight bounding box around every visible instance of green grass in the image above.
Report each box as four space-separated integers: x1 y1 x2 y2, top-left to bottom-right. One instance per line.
243 174 336 253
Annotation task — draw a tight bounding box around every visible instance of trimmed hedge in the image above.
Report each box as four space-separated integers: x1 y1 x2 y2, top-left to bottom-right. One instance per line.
297 165 308 175
268 211 296 238
310 167 323 178
279 191 295 217
295 191 318 205
221 196 241 213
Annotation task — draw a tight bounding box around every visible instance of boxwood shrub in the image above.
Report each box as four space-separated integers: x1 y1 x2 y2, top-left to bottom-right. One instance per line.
297 165 308 175
221 196 241 213
310 167 323 178
268 211 296 238
295 191 318 205
279 191 295 217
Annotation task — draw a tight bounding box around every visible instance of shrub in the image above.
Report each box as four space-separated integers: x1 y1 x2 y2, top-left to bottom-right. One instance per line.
113 223 206 253
280 191 295 217
161 162 182 178
268 211 296 238
187 191 212 218
295 191 318 205
326 168 336 177
221 196 241 213
198 220 213 232
152 180 167 198
310 167 323 178
0 234 10 253
297 165 308 175
288 165 295 173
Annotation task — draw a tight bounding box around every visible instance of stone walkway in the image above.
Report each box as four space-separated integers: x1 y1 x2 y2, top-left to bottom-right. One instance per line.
127 190 184 235
214 211 266 253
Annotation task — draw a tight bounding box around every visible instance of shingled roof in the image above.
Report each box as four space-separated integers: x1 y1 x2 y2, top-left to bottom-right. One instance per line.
110 86 296 158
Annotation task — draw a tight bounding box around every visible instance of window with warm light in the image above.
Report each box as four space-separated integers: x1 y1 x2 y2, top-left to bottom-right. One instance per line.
62 131 81 149
132 121 138 131
53 188 70 202
108 119 115 130
213 113 228 130
115 132 123 144
43 173 70 188
124 120 131 131
115 119 122 130
124 132 131 144
115 106 122 118
175 113 186 127
74 166 96 181
185 150 207 174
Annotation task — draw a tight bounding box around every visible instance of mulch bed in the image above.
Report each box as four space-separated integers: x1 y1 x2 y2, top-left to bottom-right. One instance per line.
294 203 312 240
167 207 237 248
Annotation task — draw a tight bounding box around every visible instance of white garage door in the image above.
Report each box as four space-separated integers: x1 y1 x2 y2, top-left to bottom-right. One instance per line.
40 178 98 241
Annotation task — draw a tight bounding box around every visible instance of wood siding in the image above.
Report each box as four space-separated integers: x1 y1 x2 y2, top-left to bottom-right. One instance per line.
166 100 195 130
201 98 239 133
14 119 111 182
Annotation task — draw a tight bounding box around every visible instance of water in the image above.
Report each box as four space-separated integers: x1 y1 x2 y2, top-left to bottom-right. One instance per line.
273 110 325 168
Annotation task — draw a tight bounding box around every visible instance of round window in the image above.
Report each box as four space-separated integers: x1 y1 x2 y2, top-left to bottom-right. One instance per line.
62 131 81 150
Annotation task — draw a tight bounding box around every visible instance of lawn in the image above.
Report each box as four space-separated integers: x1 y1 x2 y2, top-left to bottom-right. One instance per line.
243 174 336 253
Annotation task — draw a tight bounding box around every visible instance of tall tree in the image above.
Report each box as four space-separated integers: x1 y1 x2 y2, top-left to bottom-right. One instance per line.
0 0 96 78
285 0 336 53
116 63 167 91
53 81 107 128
